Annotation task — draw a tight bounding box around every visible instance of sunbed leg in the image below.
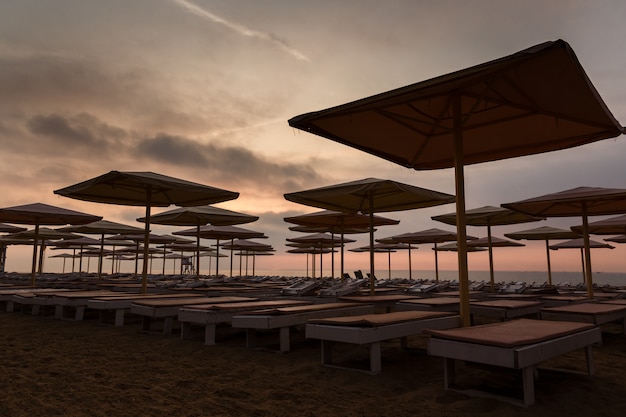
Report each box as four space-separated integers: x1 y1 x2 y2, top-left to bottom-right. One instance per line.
370 342 382 374
163 317 173 335
204 324 216 345
585 345 595 375
180 322 192 340
246 329 257 348
522 366 535 406
321 340 332 365
279 327 290 353
75 306 85 321
114 309 125 327
142 316 151 332
443 358 456 389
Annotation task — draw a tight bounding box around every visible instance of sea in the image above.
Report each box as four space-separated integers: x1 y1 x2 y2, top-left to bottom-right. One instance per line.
250 268 626 287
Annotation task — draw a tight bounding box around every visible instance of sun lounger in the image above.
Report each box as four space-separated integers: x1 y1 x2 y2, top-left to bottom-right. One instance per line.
306 310 460 374
1 288 70 313
279 280 323 296
87 293 202 326
469 299 543 322
51 290 131 320
540 303 626 333
394 297 461 313
130 296 256 334
231 302 376 352
338 294 417 312
426 319 601 406
318 279 365 297
178 299 313 345
539 295 597 307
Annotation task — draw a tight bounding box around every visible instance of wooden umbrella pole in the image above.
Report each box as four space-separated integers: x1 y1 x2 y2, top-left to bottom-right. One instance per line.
434 242 439 282
545 240 553 285
195 225 201 279
453 94 471 327
582 203 594 298
487 223 495 292
30 223 40 286
141 187 152 294
369 194 375 295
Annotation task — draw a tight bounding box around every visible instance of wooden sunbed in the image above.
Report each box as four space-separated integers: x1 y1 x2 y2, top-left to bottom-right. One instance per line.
539 295 596 307
87 293 202 326
394 297 460 312
231 302 376 352
306 310 461 374
540 303 626 333
178 299 312 345
1 288 71 313
469 299 543 322
426 319 602 406
130 296 256 334
51 290 132 320
338 294 418 312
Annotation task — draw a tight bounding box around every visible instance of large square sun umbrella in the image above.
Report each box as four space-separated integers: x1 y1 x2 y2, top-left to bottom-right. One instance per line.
137 206 258 280
57 219 144 280
287 39 624 326
376 228 477 281
504 226 579 285
0 203 102 286
549 237 615 284
284 177 455 294
432 206 542 292
464 236 525 286
349 242 410 280
112 233 178 276
172 225 266 278
502 186 626 297
284 210 399 280
218 239 274 277
286 232 355 279
54 171 239 293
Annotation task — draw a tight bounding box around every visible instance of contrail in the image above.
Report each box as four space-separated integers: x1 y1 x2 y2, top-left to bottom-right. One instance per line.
171 0 310 62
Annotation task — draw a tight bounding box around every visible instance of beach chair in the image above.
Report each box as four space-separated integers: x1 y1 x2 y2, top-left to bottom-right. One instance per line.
354 270 365 280
426 319 601 406
280 279 323 296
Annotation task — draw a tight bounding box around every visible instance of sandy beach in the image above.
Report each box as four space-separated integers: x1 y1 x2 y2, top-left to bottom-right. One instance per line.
2 306 626 417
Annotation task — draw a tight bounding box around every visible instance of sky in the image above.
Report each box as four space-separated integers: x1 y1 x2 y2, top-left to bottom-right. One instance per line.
2 0 626 278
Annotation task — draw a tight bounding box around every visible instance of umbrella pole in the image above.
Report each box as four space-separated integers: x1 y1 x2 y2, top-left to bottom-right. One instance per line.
37 240 45 276
162 245 166 276
141 188 152 294
30 223 40 286
487 223 495 292
341 231 345 281
388 251 391 279
195 225 201 280
434 242 439 282
579 248 585 282
408 243 412 281
216 238 220 279
230 238 234 279
98 233 104 280
319 244 323 279
453 94 470 327
545 240 553 286
369 195 375 295
582 204 594 297
71 249 76 273
330 232 335 279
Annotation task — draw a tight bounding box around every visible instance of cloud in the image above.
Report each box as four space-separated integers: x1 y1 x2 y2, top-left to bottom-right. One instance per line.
171 0 310 62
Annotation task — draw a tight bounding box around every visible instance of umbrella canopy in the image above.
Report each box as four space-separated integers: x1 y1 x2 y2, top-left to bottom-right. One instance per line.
432 206 542 291
377 228 477 281
54 171 239 292
139 206 258 279
504 226 580 285
0 223 27 233
434 242 488 252
571 213 626 235
287 232 355 279
57 219 145 279
287 39 624 326
605 235 626 244
173 224 266 279
549 237 615 283
284 209 399 279
0 203 102 285
349 242 410 279
284 177 454 293
502 186 626 297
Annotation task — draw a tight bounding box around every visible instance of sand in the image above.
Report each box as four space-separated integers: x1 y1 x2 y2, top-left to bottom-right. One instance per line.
1 312 626 416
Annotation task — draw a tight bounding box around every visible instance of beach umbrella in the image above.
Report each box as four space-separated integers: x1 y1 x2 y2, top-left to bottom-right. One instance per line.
57 219 144 280
284 178 455 294
503 186 626 297
435 242 488 252
111 233 178 276
0 203 102 286
432 206 542 292
173 225 266 279
464 236 525 283
49 253 80 274
284 210 399 280
0 223 27 273
52 236 103 275
571 214 626 236
287 39 624 326
286 232 356 279
287 246 336 278
549 237 615 283
504 226 579 285
138 206 257 279
377 228 477 281
219 239 275 277
54 171 239 293
349 242 410 279
605 235 626 244
233 249 274 277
